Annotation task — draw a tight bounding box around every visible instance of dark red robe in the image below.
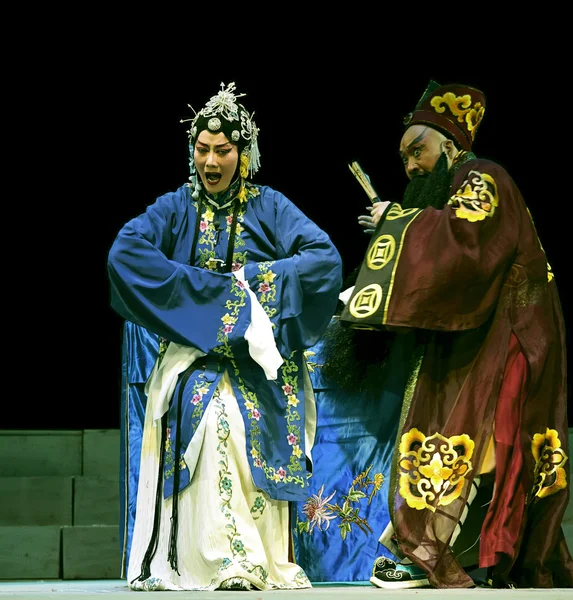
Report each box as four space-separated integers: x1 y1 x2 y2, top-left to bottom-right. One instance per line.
340 157 573 588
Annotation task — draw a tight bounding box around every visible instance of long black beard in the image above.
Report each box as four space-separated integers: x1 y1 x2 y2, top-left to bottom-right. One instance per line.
401 151 453 210
319 319 397 394
320 266 396 393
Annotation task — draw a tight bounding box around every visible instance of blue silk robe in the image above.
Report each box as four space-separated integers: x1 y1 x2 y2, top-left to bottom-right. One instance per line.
109 182 342 513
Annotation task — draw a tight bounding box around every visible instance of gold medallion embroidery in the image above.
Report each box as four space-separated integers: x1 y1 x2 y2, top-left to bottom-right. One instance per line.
366 235 396 270
348 284 383 319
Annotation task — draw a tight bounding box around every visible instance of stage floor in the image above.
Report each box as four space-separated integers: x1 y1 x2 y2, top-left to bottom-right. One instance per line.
0 580 572 599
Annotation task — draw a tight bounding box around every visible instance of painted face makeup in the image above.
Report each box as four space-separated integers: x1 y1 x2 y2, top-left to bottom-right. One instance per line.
399 125 448 180
194 131 239 194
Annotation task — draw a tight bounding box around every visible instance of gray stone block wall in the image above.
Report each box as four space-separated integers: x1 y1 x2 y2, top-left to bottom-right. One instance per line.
0 430 121 580
74 476 120 526
82 430 120 477
62 525 120 580
0 526 61 579
0 430 82 477
0 476 72 526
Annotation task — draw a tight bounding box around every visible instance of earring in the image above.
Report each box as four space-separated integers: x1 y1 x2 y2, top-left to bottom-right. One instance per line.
240 153 249 179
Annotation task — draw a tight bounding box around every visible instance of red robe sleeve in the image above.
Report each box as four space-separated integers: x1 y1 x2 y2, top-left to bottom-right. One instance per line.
341 159 529 332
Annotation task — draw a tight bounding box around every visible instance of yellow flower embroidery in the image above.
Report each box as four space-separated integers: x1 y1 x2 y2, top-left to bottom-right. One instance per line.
419 453 454 492
531 428 568 499
398 428 474 511
287 395 300 407
221 313 237 325
205 258 220 271
244 355 306 489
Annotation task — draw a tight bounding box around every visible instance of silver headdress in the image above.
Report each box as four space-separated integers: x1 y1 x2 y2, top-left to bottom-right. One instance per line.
181 82 261 198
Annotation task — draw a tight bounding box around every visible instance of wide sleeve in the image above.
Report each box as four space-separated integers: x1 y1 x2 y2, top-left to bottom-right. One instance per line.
341 161 523 332
107 189 251 353
242 190 343 355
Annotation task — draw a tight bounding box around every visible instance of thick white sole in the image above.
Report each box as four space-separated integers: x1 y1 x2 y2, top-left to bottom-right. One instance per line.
370 575 430 589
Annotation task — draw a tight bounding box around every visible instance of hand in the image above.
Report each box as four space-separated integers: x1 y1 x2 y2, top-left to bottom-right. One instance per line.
357 201 391 235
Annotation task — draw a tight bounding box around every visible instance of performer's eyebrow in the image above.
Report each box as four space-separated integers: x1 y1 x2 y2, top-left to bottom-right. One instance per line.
400 128 428 157
406 129 428 149
196 141 233 149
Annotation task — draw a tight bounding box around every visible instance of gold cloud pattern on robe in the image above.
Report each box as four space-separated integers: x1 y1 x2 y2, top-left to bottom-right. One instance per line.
447 170 498 222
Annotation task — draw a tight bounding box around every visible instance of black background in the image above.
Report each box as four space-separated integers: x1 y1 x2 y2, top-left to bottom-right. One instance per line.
11 29 570 430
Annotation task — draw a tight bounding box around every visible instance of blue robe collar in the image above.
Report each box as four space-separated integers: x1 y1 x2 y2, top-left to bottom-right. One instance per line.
202 177 241 210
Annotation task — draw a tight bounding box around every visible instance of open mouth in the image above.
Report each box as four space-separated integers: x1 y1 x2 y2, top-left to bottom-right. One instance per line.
205 172 222 184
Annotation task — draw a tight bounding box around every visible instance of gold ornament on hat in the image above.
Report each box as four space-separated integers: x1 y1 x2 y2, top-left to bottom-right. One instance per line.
429 93 485 142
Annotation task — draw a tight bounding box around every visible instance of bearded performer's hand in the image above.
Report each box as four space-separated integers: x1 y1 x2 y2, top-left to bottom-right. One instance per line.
358 201 391 234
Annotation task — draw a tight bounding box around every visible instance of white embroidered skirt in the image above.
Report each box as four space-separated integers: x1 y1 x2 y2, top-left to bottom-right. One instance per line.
127 370 311 591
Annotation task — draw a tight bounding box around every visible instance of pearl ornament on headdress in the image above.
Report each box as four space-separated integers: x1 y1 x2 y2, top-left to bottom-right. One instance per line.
208 117 221 131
